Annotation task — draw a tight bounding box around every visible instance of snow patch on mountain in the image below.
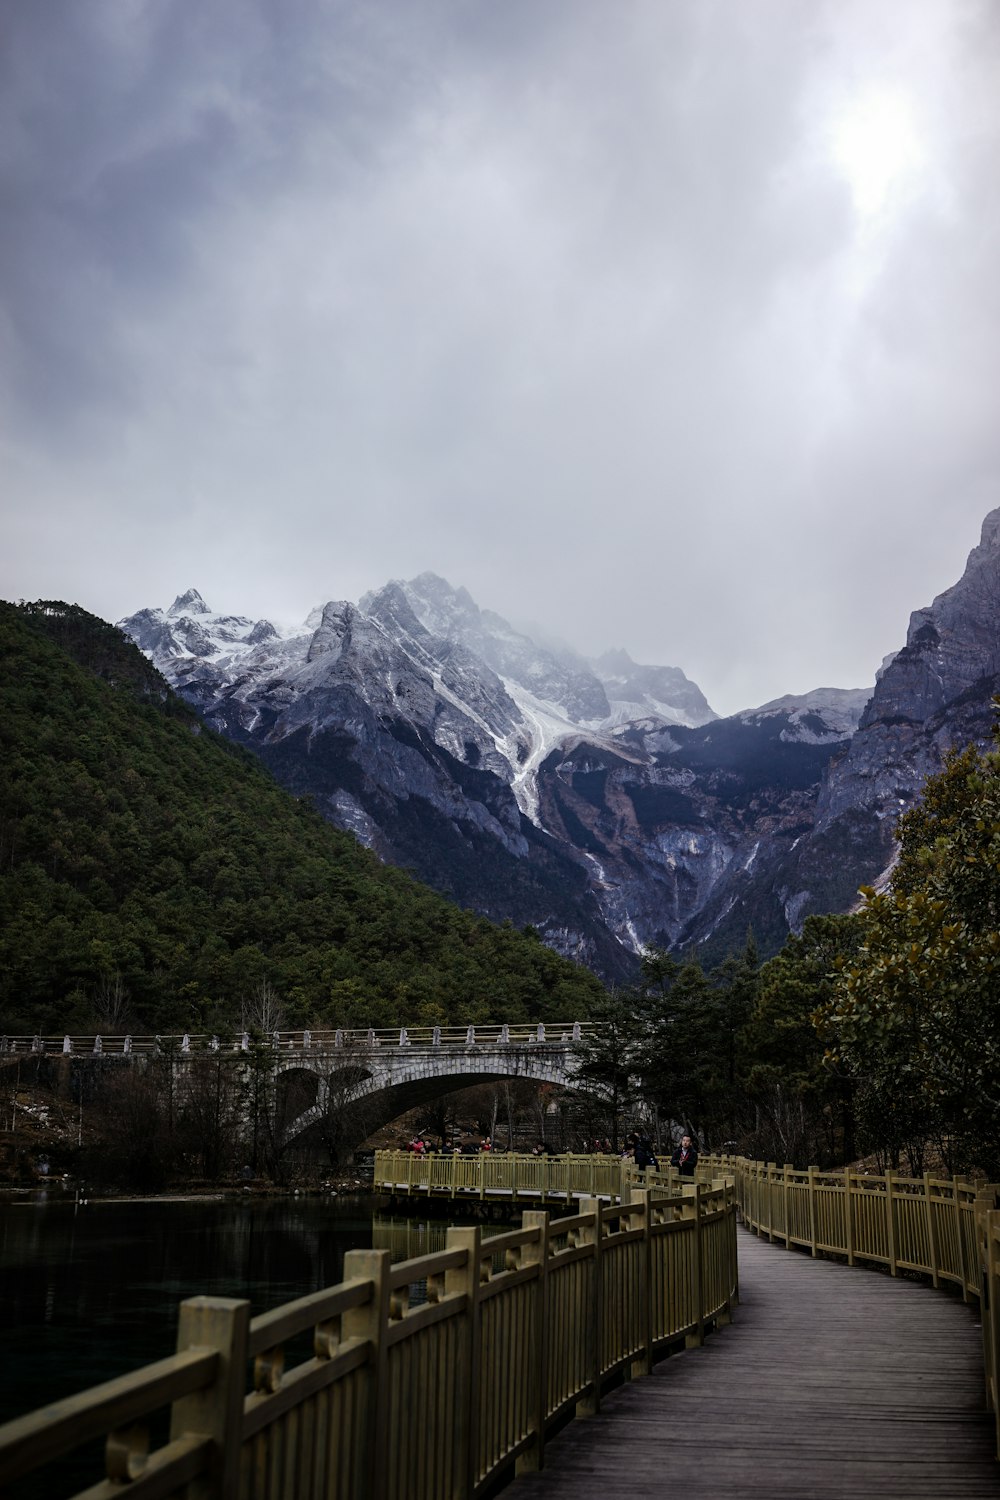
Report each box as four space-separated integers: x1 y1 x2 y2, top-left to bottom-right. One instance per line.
591 648 717 730
600 697 705 731
126 591 312 674
499 679 648 827
499 683 585 824
737 686 872 742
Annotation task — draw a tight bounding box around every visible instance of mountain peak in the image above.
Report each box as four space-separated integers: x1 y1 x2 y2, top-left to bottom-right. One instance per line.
594 648 636 674
397 573 480 636
411 570 465 598
979 506 1000 552
861 502 1000 729
167 589 210 618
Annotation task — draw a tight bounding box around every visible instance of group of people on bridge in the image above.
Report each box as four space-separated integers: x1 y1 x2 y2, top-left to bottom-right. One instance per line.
404 1134 552 1155
399 1131 700 1173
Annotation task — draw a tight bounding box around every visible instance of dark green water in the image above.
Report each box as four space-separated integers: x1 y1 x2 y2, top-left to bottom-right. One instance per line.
1 1190 502 1497
0 1191 384 1432
0 1187 508 1500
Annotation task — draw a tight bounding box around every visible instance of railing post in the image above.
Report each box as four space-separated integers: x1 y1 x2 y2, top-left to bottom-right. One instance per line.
975 1189 1000 1339
923 1173 941 1289
706 1181 735 1325
885 1170 899 1276
977 1206 1000 1457
843 1166 855 1266
745 1163 758 1235
686 1183 705 1349
169 1296 250 1500
631 1188 653 1377
807 1166 819 1257
576 1196 603 1416
955 1178 975 1303
446 1225 483 1495
341 1249 391 1499
516 1211 550 1475
728 1182 740 1310
782 1163 793 1246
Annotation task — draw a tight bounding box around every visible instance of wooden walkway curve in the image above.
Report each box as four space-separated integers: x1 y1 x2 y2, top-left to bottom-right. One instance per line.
510 1225 1000 1499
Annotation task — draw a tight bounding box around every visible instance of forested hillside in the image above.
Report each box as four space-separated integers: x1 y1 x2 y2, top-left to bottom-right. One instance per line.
0 602 603 1035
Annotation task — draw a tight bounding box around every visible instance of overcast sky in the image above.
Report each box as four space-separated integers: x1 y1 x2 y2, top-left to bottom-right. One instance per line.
3 1 999 716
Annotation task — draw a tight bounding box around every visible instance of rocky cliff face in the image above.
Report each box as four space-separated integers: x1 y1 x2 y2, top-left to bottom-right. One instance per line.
530 690 871 963
594 508 1000 961
118 513 1000 972
733 506 1000 960
812 509 1000 835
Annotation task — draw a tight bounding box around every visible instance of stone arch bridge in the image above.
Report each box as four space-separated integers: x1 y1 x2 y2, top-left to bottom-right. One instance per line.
2 1023 595 1158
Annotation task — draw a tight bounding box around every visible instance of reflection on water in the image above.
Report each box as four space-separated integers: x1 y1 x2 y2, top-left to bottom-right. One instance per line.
373 1211 447 1261
371 1213 508 1274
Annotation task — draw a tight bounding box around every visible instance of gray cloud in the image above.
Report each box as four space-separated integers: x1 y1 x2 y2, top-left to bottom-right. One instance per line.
3 0 998 714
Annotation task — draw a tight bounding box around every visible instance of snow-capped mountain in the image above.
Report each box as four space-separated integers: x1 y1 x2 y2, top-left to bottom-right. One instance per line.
118 510 1000 971
119 572 874 971
124 575 715 830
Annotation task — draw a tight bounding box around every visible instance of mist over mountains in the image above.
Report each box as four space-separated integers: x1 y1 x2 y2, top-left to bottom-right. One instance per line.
120 508 1000 974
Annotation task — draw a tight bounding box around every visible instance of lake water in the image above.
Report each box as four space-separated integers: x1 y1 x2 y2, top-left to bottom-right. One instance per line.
0 1191 490 1435
1 1193 382 1426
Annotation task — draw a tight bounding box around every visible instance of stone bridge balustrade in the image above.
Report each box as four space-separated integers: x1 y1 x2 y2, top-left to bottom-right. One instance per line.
2 1022 589 1056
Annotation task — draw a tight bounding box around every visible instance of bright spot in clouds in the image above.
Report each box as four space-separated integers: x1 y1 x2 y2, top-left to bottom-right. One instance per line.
830 88 925 216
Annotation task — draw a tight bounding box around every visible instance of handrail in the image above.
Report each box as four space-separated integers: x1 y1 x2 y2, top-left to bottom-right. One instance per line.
0 1175 738 1499
0 1021 595 1056
375 1148 642 1202
373 1147 707 1206
0 1348 218 1486
700 1152 1000 1458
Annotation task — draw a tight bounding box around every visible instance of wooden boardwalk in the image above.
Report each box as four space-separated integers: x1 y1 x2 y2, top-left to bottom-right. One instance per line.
510 1225 1000 1499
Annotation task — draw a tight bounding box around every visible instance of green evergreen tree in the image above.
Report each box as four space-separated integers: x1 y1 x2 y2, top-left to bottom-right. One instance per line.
744 913 860 1166
825 732 1000 1176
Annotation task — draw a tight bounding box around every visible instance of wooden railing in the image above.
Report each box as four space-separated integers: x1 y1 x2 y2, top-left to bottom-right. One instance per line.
374 1148 638 1203
0 1180 738 1499
711 1155 1000 1457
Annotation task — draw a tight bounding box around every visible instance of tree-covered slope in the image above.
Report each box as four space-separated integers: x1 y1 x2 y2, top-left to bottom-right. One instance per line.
0 602 603 1034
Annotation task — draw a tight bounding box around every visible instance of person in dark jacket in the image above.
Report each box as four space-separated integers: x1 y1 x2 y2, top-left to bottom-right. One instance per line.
670 1135 698 1175
630 1132 658 1170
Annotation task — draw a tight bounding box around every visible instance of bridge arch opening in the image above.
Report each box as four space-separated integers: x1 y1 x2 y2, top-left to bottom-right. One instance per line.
283 1061 590 1164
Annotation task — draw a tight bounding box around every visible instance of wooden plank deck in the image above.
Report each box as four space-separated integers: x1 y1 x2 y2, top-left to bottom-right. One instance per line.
510 1225 1000 1498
